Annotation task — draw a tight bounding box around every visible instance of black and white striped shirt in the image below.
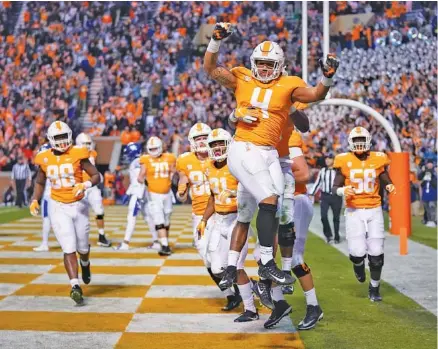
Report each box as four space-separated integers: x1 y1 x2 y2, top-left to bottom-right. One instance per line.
11 163 31 181
310 167 336 195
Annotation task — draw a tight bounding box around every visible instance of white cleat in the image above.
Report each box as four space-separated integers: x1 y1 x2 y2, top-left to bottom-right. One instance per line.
147 241 161 251
33 244 49 252
113 243 130 251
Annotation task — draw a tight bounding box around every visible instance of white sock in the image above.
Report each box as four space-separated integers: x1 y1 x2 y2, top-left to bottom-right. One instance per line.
124 215 136 242
370 279 380 287
98 228 105 236
260 245 273 265
222 288 234 297
281 257 292 271
121 242 129 248
238 282 256 313
70 278 79 287
271 285 285 302
304 288 318 306
160 237 168 247
80 259 89 267
42 217 50 245
227 250 240 267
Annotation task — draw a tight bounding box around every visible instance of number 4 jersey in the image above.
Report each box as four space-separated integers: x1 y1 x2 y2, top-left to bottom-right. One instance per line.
140 153 176 194
334 151 390 209
34 146 90 203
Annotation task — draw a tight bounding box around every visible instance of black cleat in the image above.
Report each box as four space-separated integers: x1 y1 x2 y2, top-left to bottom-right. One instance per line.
298 305 323 330
70 285 84 305
80 261 91 285
264 300 292 329
218 266 237 291
258 259 294 285
98 234 112 247
368 284 382 302
222 294 242 311
234 310 259 322
353 262 366 283
158 245 172 256
281 284 294 295
251 279 274 310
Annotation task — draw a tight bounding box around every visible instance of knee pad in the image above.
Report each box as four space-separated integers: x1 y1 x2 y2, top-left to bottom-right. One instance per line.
77 244 90 256
368 254 384 269
292 263 311 278
155 224 165 230
96 214 104 220
278 222 295 247
164 225 170 231
349 254 366 265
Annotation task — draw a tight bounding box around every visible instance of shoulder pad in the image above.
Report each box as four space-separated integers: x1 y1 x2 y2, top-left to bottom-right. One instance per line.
230 66 252 81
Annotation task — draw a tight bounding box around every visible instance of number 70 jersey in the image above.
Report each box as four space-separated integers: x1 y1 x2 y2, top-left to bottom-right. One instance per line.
140 153 176 194
333 151 390 209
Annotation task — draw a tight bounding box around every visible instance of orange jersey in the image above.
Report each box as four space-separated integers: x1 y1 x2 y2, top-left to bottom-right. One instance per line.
140 153 176 194
176 152 211 215
35 146 89 203
205 161 238 213
276 103 307 157
334 151 390 208
231 67 307 146
82 149 97 182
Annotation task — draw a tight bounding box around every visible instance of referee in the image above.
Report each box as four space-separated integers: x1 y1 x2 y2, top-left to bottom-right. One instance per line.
310 153 342 244
11 156 32 208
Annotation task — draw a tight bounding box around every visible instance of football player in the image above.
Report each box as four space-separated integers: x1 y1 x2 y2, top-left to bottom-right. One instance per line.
115 142 158 251
175 124 242 311
204 23 340 288
33 143 52 252
198 128 258 322
332 127 396 302
138 136 176 256
75 133 111 247
30 121 101 305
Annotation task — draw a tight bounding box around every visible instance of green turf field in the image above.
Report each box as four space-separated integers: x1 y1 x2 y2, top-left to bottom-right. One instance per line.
0 206 30 224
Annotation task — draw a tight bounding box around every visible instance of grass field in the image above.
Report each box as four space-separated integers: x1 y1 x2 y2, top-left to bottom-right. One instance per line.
0 207 30 224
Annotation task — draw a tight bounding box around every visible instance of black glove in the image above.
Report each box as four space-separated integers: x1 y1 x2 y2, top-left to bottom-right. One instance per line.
319 54 340 78
212 22 233 41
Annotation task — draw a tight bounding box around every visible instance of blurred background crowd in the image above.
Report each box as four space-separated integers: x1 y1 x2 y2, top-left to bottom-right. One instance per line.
0 1 436 223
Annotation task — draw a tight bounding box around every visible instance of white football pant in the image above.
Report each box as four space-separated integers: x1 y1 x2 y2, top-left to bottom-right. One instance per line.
85 186 104 216
292 194 313 267
147 191 173 226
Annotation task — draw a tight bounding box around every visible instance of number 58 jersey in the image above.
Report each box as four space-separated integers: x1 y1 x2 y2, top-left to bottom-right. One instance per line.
34 146 89 203
334 152 390 209
140 153 176 194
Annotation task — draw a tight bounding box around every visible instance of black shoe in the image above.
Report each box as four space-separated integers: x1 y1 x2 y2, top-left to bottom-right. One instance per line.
98 234 111 247
368 284 382 302
158 245 172 256
326 238 334 244
353 262 366 283
218 266 237 291
70 285 84 305
251 279 274 310
334 237 341 244
281 284 294 295
234 310 259 322
80 261 91 285
222 294 242 311
258 259 294 285
264 300 292 329
298 305 323 330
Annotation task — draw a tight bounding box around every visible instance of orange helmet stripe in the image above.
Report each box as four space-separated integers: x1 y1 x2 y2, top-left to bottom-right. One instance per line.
56 121 62 130
261 41 272 57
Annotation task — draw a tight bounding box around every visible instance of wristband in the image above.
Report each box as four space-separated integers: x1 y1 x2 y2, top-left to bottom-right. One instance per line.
84 181 92 189
336 187 346 196
321 76 333 87
229 111 237 123
207 38 221 53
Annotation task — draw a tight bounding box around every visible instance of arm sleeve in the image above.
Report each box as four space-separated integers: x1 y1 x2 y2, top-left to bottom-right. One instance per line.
331 169 346 195
310 169 322 195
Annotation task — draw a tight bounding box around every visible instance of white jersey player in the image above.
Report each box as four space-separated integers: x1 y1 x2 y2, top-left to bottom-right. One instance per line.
75 133 111 247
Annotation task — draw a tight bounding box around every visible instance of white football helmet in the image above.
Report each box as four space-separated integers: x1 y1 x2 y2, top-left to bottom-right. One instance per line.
147 136 163 157
348 127 372 152
188 123 212 153
47 121 72 152
75 132 93 150
250 41 285 83
207 128 232 162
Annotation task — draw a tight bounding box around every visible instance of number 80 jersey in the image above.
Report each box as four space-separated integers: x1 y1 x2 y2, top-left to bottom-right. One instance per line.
34 146 89 203
140 153 176 194
333 152 390 209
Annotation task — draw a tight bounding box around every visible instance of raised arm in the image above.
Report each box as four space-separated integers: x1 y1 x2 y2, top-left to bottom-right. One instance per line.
291 54 340 104
203 23 237 90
